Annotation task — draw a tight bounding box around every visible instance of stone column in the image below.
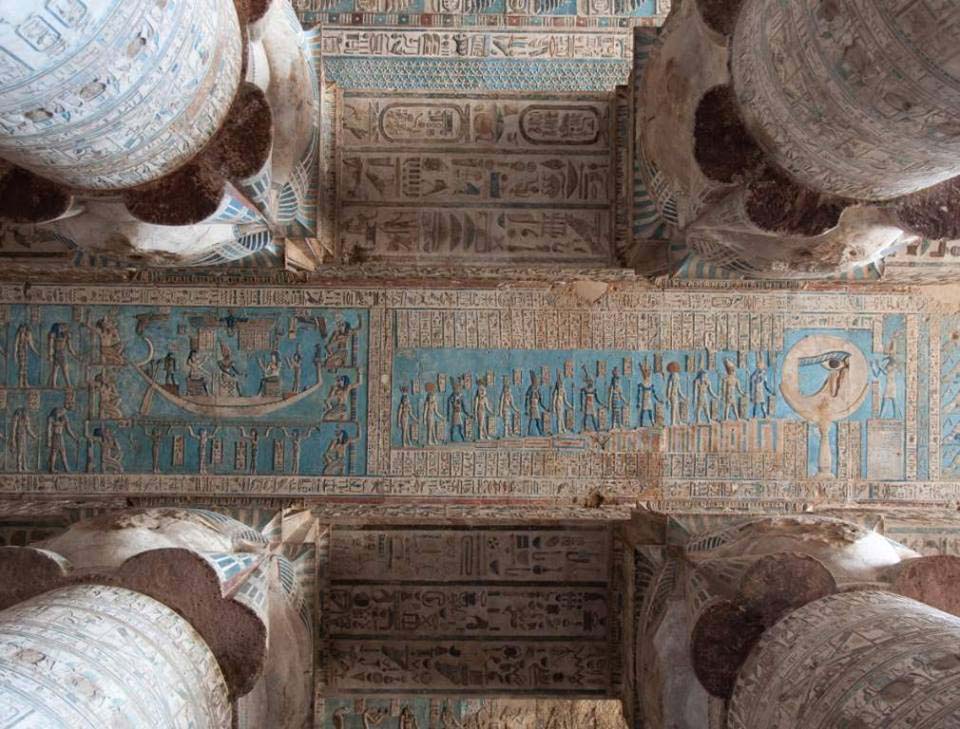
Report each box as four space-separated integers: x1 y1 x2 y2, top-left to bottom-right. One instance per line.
0 0 242 190
732 0 960 201
634 0 960 278
621 511 960 729
0 583 231 728
729 590 960 728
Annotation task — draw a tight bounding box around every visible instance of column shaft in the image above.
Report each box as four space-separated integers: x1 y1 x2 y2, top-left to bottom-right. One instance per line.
729 590 960 729
732 0 960 199
0 0 242 190
0 584 231 728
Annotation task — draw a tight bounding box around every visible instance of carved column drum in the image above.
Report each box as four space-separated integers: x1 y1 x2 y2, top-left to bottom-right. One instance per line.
729 590 960 728
0 0 242 190
0 584 231 727
732 0 960 200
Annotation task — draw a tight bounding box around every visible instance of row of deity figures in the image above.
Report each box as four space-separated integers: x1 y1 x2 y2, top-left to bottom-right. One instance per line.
396 358 779 446
0 406 120 474
8 315 124 390
1 407 359 476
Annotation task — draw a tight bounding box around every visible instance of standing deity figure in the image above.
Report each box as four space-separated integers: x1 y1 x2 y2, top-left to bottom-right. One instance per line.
422 383 444 446
665 362 687 426
239 427 269 474
323 429 357 475
637 361 660 427
524 371 545 436
396 386 416 447
749 357 775 418
580 373 601 432
551 371 573 434
47 323 78 388
607 367 628 429
720 359 745 420
873 340 900 418
10 408 37 473
286 345 303 393
473 379 494 440
14 323 38 388
83 425 97 474
499 376 520 438
187 425 219 474
161 351 178 387
282 427 316 475
146 426 170 474
447 379 471 442
46 407 78 473
692 368 718 423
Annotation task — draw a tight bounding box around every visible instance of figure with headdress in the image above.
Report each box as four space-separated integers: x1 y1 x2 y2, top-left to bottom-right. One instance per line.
551 370 573 434
10 408 37 473
692 367 718 423
14 323 38 388
186 349 210 395
93 316 124 365
720 359 745 420
608 367 628 429
422 382 444 445
323 429 357 475
324 372 363 420
46 407 78 472
47 322 78 388
325 318 358 371
872 339 900 418
285 344 304 393
665 361 687 426
580 369 601 432
257 350 282 396
749 356 775 418
217 342 243 397
447 378 471 442
636 360 659 427
85 423 123 473
524 371 545 436
90 371 123 419
474 377 494 440
499 375 520 438
397 386 416 447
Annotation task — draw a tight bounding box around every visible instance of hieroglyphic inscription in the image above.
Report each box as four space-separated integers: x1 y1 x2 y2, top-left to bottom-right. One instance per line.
329 528 609 581
325 525 613 695
0 283 954 510
327 585 608 636
337 91 616 263
322 30 631 60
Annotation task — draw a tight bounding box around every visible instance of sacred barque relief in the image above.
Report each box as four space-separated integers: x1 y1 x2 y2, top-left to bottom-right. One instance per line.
0 283 954 512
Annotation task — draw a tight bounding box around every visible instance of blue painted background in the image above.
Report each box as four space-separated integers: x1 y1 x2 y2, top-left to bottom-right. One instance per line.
0 305 368 476
393 326 906 478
